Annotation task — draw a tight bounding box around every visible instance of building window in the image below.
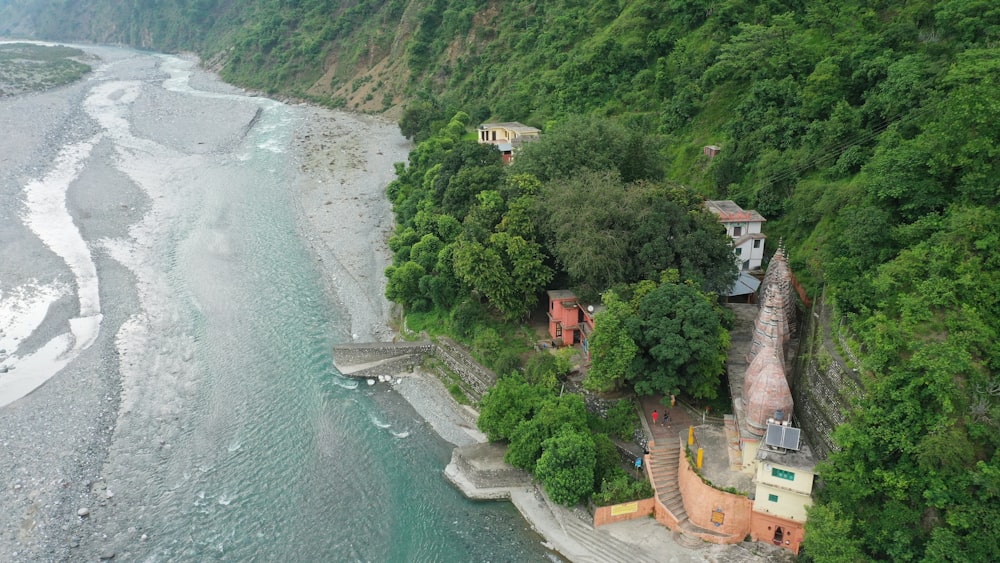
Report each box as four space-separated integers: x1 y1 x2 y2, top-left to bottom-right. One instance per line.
556 323 562 337
772 468 795 481
753 239 761 248
768 494 779 502
735 247 743 256
733 226 742 236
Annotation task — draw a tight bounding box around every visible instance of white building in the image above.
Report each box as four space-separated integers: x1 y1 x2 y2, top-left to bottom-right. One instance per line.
705 200 767 271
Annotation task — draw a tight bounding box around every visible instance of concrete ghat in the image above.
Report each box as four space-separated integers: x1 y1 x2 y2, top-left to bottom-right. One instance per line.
333 338 496 400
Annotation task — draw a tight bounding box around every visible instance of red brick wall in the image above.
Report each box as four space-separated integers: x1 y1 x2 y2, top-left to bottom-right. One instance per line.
677 454 752 543
653 496 681 530
750 511 805 554
592 498 656 527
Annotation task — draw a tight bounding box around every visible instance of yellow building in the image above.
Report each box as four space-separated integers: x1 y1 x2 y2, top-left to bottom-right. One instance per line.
748 420 816 553
477 122 540 145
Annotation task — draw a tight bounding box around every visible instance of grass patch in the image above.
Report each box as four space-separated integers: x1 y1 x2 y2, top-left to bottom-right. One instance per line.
0 43 91 96
403 308 452 338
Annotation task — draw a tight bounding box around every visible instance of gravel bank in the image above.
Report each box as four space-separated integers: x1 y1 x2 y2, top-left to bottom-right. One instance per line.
291 106 409 344
288 106 495 450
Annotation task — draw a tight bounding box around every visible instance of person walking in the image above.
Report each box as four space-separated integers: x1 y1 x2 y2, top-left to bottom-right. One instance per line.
652 409 659 425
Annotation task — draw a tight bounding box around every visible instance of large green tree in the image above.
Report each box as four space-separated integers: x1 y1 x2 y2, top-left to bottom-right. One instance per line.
452 231 552 321
510 114 664 183
626 281 729 399
505 393 588 471
477 374 548 442
584 291 638 393
535 425 597 506
538 170 736 297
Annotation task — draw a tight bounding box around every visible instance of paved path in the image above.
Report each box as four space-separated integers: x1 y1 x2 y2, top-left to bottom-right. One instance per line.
639 395 694 445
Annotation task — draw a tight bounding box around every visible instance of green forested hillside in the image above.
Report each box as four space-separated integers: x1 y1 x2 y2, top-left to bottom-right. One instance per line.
3 0 999 560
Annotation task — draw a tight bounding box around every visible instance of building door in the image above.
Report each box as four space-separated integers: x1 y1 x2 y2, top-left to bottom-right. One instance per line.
773 526 784 545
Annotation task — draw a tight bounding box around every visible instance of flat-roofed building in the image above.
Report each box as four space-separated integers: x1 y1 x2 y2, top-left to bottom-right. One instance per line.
705 200 766 271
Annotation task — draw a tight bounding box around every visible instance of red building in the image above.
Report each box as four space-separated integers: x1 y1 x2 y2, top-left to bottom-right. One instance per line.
546 290 598 354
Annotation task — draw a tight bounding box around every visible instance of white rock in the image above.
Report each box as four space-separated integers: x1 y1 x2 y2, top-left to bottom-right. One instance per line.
77 508 90 517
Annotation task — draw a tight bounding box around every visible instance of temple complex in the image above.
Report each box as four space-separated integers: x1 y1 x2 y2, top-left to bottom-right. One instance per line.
730 245 817 554
540 245 816 555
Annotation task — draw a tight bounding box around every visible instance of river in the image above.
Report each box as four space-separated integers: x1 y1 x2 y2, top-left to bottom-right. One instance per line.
0 45 551 562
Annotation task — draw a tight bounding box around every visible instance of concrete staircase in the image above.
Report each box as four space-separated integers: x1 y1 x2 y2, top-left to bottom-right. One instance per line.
647 438 732 545
648 440 687 522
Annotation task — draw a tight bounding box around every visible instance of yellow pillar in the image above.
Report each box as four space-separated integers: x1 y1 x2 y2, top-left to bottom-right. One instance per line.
688 426 694 445
697 447 704 469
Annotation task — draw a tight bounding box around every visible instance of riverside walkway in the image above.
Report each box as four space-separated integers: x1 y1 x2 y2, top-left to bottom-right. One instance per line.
344 339 789 561
445 441 788 563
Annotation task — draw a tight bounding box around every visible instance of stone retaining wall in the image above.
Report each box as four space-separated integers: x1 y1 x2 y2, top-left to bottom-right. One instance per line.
791 292 866 460
343 354 427 379
433 337 496 400
332 339 496 401
332 341 435 366
449 443 530 489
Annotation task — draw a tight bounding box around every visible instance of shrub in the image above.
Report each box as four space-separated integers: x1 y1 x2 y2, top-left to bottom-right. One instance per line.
450 299 488 339
592 433 621 491
603 399 639 441
592 470 654 506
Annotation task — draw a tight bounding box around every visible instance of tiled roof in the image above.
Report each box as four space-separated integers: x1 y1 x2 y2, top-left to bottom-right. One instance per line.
705 200 767 223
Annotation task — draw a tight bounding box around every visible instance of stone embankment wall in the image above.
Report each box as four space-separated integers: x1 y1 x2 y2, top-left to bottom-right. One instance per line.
332 341 436 365
332 341 435 379
332 339 496 401
434 337 496 400
792 291 866 460
449 443 530 489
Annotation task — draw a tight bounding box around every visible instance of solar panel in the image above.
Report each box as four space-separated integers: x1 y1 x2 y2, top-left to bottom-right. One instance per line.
765 423 783 448
782 427 801 451
764 422 801 451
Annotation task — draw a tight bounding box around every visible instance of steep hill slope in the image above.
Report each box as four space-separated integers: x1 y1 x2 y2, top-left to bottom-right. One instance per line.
2 1 999 560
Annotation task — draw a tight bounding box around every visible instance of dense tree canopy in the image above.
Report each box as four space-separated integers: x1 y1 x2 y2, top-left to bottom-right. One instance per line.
383 111 733 326
584 291 638 393
537 169 736 297
477 373 645 507
585 279 729 399
509 115 664 184
534 425 596 506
